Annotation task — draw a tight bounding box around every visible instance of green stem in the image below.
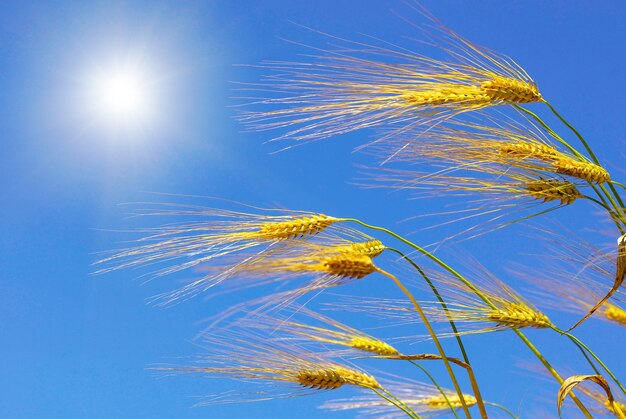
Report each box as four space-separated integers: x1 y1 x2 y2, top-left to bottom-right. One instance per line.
377 268 473 418
582 195 616 214
387 247 488 419
408 360 459 419
571 338 601 376
342 217 594 418
598 184 626 222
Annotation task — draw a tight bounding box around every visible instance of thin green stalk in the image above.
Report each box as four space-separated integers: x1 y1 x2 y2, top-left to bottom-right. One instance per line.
611 181 626 193
583 195 617 214
572 339 602 377
408 360 460 419
342 217 594 418
387 247 488 419
373 387 421 418
543 101 600 165
376 268 473 418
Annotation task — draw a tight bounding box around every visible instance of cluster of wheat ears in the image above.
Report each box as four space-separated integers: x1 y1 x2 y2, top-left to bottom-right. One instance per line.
97 4 626 418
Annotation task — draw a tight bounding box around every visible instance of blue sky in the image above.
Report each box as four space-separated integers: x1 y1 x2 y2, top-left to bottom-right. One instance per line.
2 1 626 418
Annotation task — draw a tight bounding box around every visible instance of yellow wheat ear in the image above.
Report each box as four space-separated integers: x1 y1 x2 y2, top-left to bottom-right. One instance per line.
234 303 399 357
486 301 553 329
257 214 338 240
420 394 478 410
238 7 541 144
321 380 477 415
327 263 553 336
150 239 384 306
372 115 610 185
157 330 383 405
296 366 380 390
525 179 582 204
95 206 340 277
602 304 626 327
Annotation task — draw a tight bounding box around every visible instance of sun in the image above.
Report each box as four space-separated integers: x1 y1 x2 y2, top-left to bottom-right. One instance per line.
95 70 148 119
84 62 157 131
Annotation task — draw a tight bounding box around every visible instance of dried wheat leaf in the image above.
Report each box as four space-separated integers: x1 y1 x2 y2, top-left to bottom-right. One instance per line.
566 235 626 332
557 374 612 418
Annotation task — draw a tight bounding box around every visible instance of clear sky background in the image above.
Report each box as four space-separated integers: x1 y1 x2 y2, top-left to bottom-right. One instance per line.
2 1 626 418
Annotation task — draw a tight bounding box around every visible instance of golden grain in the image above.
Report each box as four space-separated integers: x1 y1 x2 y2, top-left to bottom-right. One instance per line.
348 336 399 356
322 253 378 279
602 304 626 327
498 141 560 160
480 76 542 103
421 394 478 410
257 214 338 240
335 240 386 258
525 179 582 204
487 302 553 329
401 86 491 107
552 159 611 183
296 366 380 390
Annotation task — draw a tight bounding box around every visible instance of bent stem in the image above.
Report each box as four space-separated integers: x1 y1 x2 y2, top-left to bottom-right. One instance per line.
554 327 626 396
343 217 593 418
483 401 519 419
387 247 487 419
373 386 421 419
394 354 485 419
376 268 473 418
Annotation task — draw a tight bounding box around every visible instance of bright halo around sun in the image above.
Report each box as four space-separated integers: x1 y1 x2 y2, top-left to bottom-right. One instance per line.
83 60 159 133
